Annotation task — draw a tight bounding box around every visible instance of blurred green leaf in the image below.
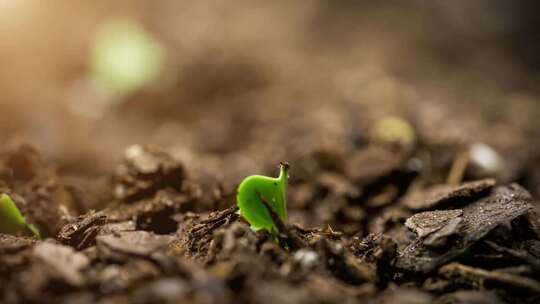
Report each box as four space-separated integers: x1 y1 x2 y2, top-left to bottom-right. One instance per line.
0 194 40 238
91 17 165 99
371 116 416 146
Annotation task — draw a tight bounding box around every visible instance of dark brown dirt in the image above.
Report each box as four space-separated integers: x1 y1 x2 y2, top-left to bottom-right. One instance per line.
2 2 540 304
1 142 540 304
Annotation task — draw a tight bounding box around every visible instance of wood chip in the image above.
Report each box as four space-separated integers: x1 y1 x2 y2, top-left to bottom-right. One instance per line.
33 242 89 286
401 179 495 210
439 262 540 293
396 184 533 273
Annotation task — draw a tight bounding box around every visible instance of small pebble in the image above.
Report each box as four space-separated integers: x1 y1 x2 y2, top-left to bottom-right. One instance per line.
294 249 319 269
468 142 503 178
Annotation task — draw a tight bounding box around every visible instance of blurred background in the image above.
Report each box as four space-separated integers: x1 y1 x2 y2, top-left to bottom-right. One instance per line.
1 0 540 190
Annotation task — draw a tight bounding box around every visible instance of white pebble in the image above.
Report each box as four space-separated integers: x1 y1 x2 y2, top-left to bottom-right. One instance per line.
294 249 319 269
468 142 503 177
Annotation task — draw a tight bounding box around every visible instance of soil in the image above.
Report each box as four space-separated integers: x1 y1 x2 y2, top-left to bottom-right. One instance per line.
1 139 539 304
1 2 540 304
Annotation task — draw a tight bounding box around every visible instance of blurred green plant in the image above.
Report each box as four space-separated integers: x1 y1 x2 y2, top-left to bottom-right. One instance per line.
236 163 289 235
371 116 416 146
91 17 164 99
0 194 40 238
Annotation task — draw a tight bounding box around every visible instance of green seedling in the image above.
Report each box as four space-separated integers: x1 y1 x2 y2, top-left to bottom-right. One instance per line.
371 116 415 146
237 162 290 235
91 17 164 99
0 194 40 238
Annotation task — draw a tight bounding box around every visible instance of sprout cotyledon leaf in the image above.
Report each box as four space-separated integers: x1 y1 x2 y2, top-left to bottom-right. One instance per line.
236 162 289 235
0 194 41 239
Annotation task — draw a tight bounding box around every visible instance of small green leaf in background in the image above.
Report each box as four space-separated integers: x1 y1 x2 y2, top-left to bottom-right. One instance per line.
90 17 165 100
237 163 289 235
0 194 40 238
370 116 416 146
